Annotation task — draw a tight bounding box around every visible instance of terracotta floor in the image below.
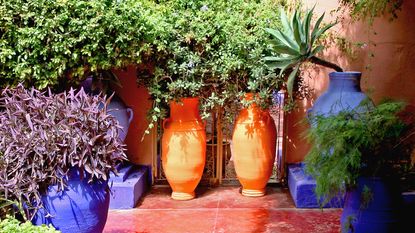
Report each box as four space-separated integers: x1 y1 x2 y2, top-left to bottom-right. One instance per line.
103 186 341 233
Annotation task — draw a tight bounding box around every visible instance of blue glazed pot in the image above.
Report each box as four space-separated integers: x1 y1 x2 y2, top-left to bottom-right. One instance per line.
80 77 133 142
32 168 110 233
107 95 133 142
308 72 372 118
340 177 403 233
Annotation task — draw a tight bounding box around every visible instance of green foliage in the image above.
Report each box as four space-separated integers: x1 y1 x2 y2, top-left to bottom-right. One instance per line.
304 100 411 205
138 0 286 132
1 0 288 134
0 216 59 233
264 8 343 98
0 0 156 89
339 0 403 24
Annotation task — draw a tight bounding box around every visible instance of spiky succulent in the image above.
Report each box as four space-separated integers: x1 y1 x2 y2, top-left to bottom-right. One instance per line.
264 8 343 97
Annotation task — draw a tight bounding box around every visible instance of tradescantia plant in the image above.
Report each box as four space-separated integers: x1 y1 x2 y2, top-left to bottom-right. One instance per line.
264 8 343 97
0 84 126 220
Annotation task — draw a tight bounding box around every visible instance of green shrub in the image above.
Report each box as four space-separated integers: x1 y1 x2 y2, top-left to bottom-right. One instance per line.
139 0 286 131
0 216 59 233
0 0 156 89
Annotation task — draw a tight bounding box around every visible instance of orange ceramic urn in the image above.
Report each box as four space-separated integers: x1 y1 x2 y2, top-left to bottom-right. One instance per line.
232 93 277 197
162 97 206 200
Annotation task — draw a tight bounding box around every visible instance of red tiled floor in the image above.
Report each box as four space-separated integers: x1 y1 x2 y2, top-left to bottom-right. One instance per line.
104 186 341 233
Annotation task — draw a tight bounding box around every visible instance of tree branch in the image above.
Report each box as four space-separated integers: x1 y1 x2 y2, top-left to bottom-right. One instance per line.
309 56 343 72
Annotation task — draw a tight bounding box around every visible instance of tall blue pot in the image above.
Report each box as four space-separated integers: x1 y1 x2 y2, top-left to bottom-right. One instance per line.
32 168 110 233
340 177 403 233
308 72 372 118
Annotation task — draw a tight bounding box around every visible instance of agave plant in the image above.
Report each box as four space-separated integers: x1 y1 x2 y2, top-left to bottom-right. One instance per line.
264 8 343 97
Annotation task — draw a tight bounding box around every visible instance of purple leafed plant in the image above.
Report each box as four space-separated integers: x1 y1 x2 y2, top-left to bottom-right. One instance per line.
0 84 126 219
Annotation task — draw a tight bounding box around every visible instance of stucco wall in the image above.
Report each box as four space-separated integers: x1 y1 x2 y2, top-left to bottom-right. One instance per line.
286 0 415 163
112 66 156 166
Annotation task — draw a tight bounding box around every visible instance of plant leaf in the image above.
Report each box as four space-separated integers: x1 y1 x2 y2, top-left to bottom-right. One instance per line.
287 65 300 98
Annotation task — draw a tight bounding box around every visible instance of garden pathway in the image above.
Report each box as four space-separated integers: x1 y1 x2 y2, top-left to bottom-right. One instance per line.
103 186 341 233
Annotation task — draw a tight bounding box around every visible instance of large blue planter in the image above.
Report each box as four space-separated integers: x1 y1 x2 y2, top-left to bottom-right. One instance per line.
340 177 403 233
308 72 372 118
32 168 110 233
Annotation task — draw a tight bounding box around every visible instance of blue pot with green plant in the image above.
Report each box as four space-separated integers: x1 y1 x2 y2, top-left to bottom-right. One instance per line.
304 101 412 233
264 8 414 231
0 85 126 232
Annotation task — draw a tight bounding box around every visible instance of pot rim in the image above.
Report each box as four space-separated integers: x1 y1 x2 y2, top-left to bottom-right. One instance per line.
329 71 362 77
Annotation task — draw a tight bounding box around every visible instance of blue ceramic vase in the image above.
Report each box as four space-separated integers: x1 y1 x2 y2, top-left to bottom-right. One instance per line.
340 177 403 233
81 77 133 142
107 95 133 142
308 72 372 118
32 168 110 233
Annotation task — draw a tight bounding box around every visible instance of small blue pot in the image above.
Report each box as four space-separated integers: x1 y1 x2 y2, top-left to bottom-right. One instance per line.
340 177 403 233
32 168 110 233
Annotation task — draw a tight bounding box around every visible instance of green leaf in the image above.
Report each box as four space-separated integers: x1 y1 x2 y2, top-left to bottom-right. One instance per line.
304 6 314 46
311 13 323 41
280 8 292 33
286 65 300 98
267 40 300 55
310 45 325 57
292 11 302 49
265 28 299 50
265 59 296 70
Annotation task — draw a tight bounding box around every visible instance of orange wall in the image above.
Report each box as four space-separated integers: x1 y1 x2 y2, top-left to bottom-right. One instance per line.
112 66 157 166
286 0 415 163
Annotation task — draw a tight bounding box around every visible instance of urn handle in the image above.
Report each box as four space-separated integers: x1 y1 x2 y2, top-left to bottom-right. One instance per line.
126 108 134 124
163 118 171 129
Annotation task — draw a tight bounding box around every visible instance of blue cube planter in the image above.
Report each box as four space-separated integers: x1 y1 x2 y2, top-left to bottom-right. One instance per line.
288 163 344 208
32 168 110 233
109 163 149 209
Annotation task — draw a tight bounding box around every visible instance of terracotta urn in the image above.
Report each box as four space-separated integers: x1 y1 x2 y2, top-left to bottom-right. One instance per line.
232 93 277 197
162 97 206 200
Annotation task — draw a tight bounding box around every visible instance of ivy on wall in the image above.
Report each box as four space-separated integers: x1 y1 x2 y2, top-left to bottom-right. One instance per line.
339 0 403 24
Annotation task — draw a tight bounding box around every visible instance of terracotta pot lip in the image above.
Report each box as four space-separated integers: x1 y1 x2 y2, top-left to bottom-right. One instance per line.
171 97 199 102
169 97 199 105
329 71 362 78
243 92 257 100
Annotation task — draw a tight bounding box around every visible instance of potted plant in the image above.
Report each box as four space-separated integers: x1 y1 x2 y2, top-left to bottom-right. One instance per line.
0 85 126 232
137 0 284 199
304 100 414 232
263 8 371 115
